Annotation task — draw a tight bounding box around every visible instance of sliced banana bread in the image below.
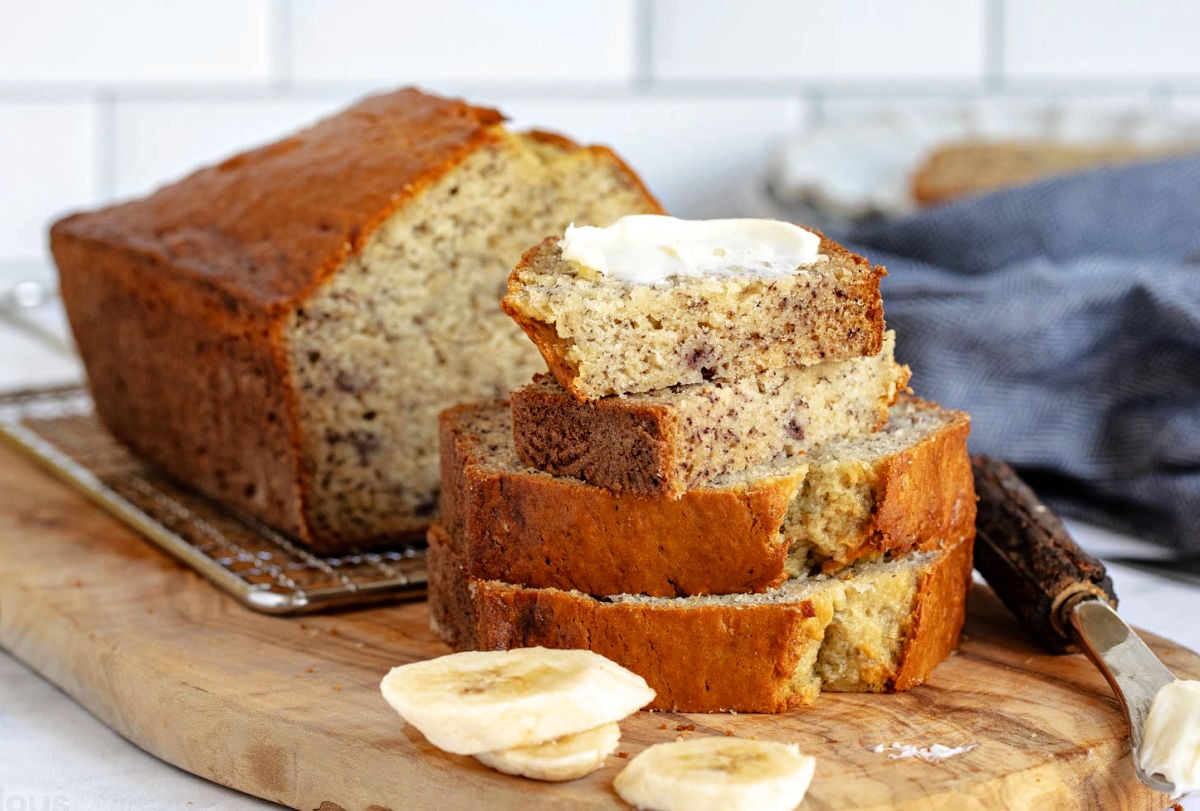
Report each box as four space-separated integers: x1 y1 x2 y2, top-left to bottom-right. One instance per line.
500 227 886 400
427 520 973 713
511 332 908 497
439 396 971 597
51 88 662 553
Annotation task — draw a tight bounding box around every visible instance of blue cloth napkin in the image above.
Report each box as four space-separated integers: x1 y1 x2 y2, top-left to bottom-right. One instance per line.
845 155 1200 554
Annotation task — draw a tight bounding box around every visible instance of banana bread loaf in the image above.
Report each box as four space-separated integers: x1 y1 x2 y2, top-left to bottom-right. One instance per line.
511 332 908 497
500 229 886 400
50 88 662 553
427 520 973 713
910 138 1194 205
439 396 971 597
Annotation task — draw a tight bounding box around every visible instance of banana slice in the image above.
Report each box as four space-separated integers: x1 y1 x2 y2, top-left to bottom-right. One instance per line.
380 647 655 755
613 737 816 811
474 721 621 782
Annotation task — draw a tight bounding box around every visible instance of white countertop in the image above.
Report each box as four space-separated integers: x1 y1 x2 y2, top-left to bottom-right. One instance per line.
0 266 1197 810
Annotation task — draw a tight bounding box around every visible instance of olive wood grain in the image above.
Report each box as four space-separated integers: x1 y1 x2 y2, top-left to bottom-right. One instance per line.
0 442 1189 810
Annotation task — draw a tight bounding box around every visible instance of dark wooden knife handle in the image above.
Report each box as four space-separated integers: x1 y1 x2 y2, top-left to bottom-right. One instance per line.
972 455 1118 654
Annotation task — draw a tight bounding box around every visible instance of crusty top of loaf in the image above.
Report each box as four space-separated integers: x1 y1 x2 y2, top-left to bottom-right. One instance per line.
51 88 539 312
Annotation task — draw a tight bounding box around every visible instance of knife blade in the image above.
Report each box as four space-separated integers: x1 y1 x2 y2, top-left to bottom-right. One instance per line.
971 455 1178 796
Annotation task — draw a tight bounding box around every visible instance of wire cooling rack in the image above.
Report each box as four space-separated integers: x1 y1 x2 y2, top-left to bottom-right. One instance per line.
0 385 427 614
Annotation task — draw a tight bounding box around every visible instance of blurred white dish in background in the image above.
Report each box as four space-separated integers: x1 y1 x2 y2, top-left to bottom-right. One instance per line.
752 101 1200 229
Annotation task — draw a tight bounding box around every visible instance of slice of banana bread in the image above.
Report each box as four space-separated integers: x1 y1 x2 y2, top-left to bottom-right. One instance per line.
428 520 973 713
511 332 909 497
500 226 886 400
51 88 662 554
439 396 971 597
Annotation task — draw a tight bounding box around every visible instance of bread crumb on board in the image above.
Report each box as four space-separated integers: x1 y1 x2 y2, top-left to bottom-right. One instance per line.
869 742 979 763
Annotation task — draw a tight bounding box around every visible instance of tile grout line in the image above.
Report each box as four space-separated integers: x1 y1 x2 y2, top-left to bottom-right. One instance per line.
93 90 117 203
2 78 1200 104
270 0 293 92
984 0 1006 93
633 0 655 93
806 88 825 127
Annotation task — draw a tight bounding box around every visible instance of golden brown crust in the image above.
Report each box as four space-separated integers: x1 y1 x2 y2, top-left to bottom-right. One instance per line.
440 402 792 596
427 514 477 649
521 129 581 151
498 236 583 394
53 88 506 312
427 522 973 713
843 394 974 568
893 523 975 690
812 229 888 280
53 232 314 542
438 398 971 597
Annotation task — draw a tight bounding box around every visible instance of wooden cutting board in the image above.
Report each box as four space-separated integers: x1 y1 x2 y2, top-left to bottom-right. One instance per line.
0 441 1194 810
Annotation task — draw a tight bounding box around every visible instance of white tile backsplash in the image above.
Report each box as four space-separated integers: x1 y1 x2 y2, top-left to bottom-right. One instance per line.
110 97 352 200
1004 0 1200 81
497 95 804 217
650 0 986 82
0 103 97 263
1170 96 1200 116
2 0 1200 265
288 0 637 84
820 92 1167 139
0 0 272 84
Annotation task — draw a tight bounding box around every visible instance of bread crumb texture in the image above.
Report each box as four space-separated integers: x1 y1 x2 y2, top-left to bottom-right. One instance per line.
511 331 909 497
502 236 885 399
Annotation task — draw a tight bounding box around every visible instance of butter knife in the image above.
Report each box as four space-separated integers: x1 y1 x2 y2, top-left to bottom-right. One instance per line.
972 455 1177 795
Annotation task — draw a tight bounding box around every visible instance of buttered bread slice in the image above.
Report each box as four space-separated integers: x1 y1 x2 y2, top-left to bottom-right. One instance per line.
427 520 973 713
512 331 909 498
439 396 971 598
501 217 886 400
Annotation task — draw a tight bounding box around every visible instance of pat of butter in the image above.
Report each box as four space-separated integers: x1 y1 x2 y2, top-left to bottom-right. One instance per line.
1139 679 1200 794
559 215 823 285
